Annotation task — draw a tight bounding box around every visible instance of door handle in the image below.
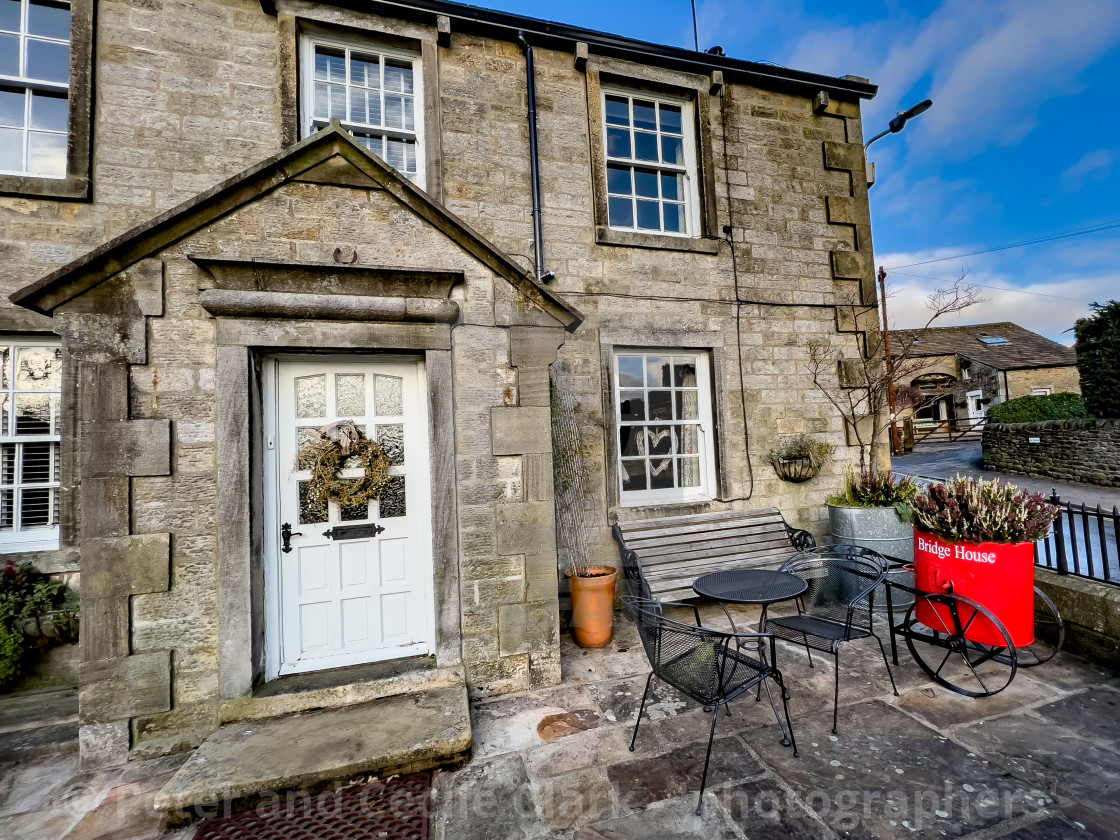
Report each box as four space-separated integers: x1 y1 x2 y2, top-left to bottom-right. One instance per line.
281 522 302 553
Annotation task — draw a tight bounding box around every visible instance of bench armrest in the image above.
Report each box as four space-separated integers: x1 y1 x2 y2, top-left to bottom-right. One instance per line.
784 521 817 552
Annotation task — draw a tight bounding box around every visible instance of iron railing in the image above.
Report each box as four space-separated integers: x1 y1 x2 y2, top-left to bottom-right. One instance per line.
1035 491 1119 585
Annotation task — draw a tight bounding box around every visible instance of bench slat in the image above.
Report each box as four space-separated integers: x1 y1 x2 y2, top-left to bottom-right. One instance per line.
622 518 785 543
617 508 782 534
637 531 792 559
626 524 789 553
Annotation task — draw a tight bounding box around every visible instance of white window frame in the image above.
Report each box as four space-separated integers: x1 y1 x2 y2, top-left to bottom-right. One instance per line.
1031 387 1052 396
0 336 61 553
601 86 701 238
0 0 71 179
299 31 425 189
614 349 717 507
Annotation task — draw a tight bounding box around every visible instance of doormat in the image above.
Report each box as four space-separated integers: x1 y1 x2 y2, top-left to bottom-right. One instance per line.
194 771 431 840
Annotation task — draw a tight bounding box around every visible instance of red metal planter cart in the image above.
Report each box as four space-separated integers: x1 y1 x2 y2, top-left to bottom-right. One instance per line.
881 532 1065 697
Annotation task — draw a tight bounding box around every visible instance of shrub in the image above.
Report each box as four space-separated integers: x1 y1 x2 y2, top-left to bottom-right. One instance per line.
0 624 24 691
1075 300 1120 419
985 392 1091 424
827 471 919 510
769 434 835 467
911 476 1059 544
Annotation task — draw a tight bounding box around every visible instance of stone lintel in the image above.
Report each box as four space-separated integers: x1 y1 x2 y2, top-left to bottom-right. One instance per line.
198 289 459 323
217 319 452 350
491 406 552 455
80 419 172 478
81 534 170 598
80 651 172 725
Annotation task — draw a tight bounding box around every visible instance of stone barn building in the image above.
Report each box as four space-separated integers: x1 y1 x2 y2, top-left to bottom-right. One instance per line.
1 0 884 798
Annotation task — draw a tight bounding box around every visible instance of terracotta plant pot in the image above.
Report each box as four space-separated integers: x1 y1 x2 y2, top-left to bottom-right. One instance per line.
567 566 617 648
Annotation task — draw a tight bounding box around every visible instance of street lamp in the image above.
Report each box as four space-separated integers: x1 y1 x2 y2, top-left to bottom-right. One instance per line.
864 98 932 455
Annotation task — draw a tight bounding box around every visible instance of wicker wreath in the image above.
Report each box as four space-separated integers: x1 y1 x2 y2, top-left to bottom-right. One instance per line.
298 421 393 520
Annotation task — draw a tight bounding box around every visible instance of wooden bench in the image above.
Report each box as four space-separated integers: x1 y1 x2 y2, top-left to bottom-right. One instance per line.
613 508 817 602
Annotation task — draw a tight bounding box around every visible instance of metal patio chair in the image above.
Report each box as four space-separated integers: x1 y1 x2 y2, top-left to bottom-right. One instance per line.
627 597 798 815
762 545 898 735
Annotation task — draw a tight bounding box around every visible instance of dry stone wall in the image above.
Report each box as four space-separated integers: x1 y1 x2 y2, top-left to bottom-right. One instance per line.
983 419 1120 488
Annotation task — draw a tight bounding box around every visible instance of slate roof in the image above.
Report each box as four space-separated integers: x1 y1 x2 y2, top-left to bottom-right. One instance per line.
892 322 1077 370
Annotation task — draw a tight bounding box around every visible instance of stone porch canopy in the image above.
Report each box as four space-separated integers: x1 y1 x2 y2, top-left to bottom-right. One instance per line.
10 122 585 771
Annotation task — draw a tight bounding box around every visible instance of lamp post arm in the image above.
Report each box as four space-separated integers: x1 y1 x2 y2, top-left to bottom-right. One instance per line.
864 128 892 149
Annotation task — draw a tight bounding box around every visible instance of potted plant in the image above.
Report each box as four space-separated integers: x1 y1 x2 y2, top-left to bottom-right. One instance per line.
910 476 1059 647
769 434 835 483
826 471 920 563
552 383 616 647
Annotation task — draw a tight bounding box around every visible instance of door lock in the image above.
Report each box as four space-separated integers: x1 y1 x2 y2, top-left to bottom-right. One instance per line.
281 522 302 553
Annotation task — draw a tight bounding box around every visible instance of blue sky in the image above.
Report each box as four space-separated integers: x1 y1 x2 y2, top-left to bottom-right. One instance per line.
484 0 1120 343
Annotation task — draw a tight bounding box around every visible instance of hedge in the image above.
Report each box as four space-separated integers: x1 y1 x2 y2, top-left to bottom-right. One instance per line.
986 392 1092 424
1076 300 1120 419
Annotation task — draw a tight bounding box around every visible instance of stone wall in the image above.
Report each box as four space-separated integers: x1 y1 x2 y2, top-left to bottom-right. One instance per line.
983 419 1120 487
1035 569 1120 669
1006 366 1082 399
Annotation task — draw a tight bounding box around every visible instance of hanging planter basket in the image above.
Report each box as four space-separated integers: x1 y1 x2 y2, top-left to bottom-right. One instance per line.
770 455 821 483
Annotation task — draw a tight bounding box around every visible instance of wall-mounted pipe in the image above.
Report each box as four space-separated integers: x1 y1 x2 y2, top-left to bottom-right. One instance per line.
517 31 554 283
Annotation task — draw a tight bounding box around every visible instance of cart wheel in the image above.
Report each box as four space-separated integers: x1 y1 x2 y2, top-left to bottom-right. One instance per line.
986 587 1064 668
903 592 1017 697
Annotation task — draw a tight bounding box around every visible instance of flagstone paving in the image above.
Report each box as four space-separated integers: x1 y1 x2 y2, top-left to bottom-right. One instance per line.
0 600 1117 838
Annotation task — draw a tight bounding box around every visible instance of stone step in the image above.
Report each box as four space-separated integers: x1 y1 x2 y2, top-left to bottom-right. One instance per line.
153 681 471 813
0 687 79 762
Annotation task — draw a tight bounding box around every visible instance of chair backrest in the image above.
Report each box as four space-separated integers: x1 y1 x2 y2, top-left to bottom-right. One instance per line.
631 600 731 705
779 545 887 634
614 523 651 620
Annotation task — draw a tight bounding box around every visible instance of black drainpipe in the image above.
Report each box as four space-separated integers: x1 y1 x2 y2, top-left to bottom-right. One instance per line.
517 31 554 283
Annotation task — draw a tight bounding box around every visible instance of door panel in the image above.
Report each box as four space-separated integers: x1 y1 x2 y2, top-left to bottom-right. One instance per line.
267 358 433 678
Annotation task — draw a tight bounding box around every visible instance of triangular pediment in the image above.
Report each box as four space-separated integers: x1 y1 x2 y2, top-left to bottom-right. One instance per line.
11 123 581 331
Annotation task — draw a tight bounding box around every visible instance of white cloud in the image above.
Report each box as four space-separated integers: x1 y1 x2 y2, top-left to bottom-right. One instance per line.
1060 149 1116 192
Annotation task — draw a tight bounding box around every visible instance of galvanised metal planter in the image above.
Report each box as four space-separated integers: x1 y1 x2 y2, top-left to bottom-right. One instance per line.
828 504 915 610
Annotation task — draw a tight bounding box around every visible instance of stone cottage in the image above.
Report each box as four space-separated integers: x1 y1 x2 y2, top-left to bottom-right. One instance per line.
1 0 882 795
893 322 1081 438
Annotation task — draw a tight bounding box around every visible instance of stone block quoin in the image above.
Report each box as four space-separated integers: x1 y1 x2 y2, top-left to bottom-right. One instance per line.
62 260 174 769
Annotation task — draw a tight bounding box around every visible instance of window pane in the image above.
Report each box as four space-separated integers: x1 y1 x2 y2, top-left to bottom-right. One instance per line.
0 347 9 388
384 94 404 129
649 459 673 489
662 135 683 165
645 356 670 387
28 0 70 40
21 441 51 483
314 48 345 82
606 126 631 158
607 196 633 228
676 390 699 420
617 356 644 388
659 105 682 134
0 126 22 172
15 346 60 390
647 390 671 421
606 163 631 195
679 457 701 488
335 373 365 416
636 199 660 230
30 92 67 131
379 474 406 518
20 487 52 526
384 60 413 94
374 375 402 416
0 0 19 32
0 89 24 128
677 425 700 455
619 391 644 421
349 88 380 125
633 168 658 198
376 423 404 466
660 172 681 202
0 488 10 530
633 131 658 162
663 203 683 233
633 100 656 131
619 426 642 457
384 135 406 169
295 374 326 418
0 34 17 76
298 480 322 524
28 130 66 177
15 394 51 435
350 53 380 88
402 96 414 131
647 425 672 455
621 459 647 491
605 95 629 126
27 39 70 83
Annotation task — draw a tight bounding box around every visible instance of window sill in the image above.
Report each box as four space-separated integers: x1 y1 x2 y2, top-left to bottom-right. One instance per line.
596 226 722 254
612 498 729 522
0 172 90 201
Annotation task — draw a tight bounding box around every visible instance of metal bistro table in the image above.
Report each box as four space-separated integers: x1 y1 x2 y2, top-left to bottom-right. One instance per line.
693 568 808 701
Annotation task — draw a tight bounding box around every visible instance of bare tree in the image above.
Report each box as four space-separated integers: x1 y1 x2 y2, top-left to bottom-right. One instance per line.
808 272 983 477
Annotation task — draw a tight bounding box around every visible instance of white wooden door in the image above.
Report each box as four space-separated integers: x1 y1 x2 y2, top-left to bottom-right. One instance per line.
966 389 986 422
266 358 433 678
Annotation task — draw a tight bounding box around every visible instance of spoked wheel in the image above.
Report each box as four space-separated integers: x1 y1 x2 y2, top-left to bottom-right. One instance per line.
903 592 1017 697
985 587 1064 668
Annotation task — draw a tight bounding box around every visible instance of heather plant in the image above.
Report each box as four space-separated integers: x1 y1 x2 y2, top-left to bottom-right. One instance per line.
911 476 1059 544
827 470 919 512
